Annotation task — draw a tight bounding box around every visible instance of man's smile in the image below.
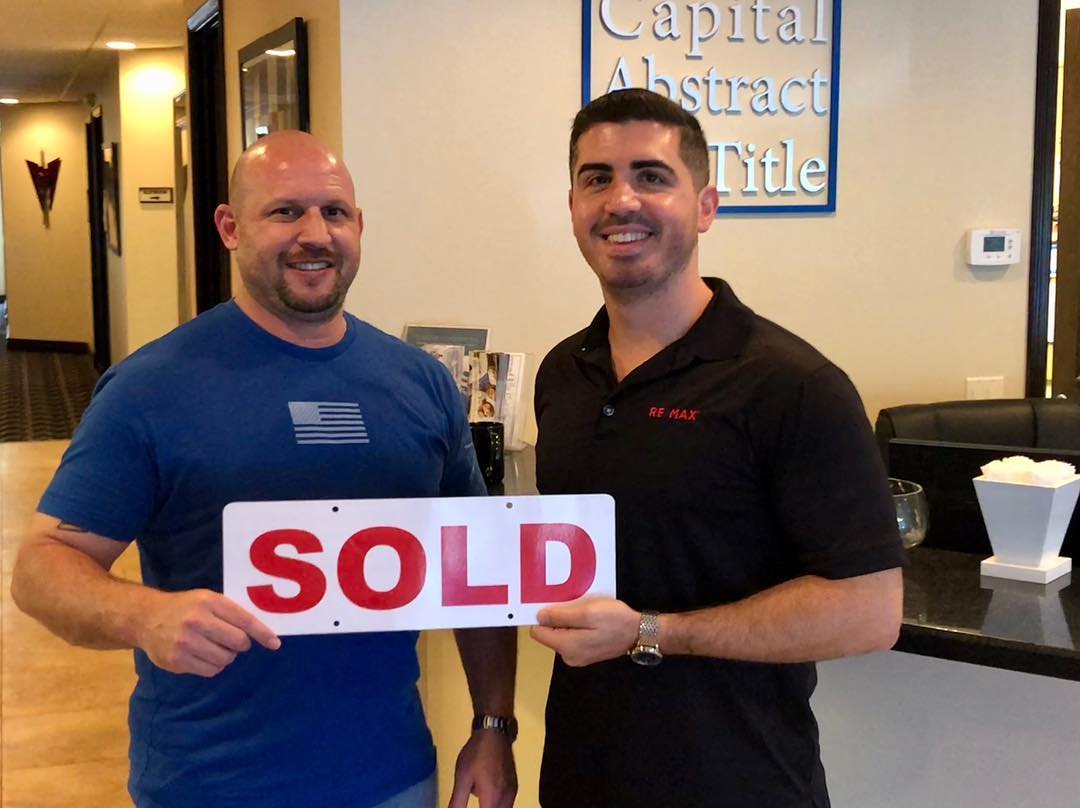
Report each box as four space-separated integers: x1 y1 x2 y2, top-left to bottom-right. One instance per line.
284 259 335 271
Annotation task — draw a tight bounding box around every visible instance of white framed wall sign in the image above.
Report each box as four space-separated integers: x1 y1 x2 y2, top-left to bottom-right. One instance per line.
582 0 842 215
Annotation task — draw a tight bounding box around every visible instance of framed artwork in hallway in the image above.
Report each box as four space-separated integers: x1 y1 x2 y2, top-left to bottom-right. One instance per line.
103 141 121 256
239 18 310 148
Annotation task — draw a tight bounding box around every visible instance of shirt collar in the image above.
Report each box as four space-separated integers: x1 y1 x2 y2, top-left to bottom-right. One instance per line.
577 277 753 363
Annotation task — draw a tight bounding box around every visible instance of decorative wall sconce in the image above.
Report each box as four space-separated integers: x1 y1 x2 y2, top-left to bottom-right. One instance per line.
25 150 60 228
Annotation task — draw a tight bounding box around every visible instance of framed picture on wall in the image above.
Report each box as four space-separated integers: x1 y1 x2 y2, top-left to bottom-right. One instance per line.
239 18 310 149
102 142 121 256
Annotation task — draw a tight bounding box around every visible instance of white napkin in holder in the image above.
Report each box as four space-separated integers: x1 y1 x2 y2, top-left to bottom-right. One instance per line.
975 475 1080 584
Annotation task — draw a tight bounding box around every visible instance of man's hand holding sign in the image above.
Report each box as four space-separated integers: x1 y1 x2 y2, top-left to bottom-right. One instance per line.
136 586 281 678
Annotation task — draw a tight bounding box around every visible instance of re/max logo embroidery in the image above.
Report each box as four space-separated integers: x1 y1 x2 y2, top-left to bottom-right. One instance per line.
647 407 699 421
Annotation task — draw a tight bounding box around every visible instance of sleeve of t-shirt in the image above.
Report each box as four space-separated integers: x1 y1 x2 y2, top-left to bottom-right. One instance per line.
769 364 907 579
435 368 488 498
37 378 158 544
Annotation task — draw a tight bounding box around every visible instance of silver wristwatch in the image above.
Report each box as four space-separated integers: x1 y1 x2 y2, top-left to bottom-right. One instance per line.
629 610 663 666
471 714 518 742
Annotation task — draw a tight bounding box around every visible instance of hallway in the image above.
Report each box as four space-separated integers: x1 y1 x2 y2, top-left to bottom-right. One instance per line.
1 439 137 806
0 299 98 443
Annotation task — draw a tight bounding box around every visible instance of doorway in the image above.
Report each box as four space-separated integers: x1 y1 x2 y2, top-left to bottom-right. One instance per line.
187 0 230 313
1029 0 1080 398
1049 6 1080 397
85 108 110 373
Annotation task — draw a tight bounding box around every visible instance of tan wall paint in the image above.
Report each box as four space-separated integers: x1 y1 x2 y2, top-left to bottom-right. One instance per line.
0 102 93 345
339 2 1039 805
117 48 186 354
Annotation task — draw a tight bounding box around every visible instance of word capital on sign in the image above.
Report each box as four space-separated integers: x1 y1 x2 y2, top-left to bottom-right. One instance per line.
223 494 616 635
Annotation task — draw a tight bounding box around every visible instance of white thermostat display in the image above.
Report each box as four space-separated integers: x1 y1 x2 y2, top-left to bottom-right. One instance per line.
967 228 1021 267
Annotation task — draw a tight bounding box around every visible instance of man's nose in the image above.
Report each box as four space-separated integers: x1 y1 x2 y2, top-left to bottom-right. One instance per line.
603 179 641 215
297 208 331 246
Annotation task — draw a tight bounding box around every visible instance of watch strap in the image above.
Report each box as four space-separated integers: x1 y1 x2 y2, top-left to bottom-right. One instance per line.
637 610 660 643
471 713 518 741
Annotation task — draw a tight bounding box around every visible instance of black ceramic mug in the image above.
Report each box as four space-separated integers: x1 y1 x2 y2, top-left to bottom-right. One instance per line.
470 422 505 485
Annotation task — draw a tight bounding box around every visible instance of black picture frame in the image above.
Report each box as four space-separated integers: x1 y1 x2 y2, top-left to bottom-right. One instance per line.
238 17 309 149
102 141 121 256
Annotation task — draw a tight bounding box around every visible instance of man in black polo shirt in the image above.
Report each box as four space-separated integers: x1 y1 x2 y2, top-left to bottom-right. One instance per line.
530 88 905 807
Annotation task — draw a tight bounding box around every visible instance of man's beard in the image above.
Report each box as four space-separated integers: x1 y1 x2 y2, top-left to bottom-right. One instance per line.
595 241 696 306
273 270 347 320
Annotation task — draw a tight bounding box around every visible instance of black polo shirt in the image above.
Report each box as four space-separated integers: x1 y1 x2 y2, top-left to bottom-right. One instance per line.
534 278 904 808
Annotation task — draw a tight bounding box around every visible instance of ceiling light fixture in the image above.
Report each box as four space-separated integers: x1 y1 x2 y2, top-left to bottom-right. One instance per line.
106 41 136 50
265 48 296 57
0 98 19 105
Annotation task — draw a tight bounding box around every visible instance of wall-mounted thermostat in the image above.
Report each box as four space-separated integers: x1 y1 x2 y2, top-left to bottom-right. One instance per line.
966 228 1021 267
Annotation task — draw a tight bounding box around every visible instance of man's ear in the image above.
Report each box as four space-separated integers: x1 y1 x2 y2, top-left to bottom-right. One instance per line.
568 188 574 212
356 208 364 237
697 186 719 233
214 204 239 250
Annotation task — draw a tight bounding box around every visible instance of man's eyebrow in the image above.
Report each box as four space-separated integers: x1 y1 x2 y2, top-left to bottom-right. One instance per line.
630 159 675 173
261 197 354 211
575 162 612 179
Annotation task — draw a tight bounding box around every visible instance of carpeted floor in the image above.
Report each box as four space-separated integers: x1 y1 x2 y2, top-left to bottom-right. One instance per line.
0 304 100 442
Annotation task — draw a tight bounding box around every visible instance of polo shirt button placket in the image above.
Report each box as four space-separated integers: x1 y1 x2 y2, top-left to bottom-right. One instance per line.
595 401 618 439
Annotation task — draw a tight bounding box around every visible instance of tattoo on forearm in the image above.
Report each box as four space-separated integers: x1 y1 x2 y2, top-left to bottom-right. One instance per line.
57 522 89 533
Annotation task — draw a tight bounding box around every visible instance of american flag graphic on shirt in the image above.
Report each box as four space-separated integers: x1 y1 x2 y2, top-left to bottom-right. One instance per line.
288 401 369 445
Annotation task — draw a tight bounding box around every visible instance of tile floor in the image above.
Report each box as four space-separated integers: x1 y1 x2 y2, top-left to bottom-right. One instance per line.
1 440 138 807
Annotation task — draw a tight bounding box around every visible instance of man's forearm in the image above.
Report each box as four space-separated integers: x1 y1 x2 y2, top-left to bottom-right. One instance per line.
453 627 517 715
11 536 152 650
661 568 903 663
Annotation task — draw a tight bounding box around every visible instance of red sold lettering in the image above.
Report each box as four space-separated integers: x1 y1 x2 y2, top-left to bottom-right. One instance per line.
520 523 597 603
338 526 426 610
247 529 327 613
441 526 509 606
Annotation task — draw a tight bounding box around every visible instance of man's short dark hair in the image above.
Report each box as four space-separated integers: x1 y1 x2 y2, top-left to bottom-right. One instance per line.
569 88 710 189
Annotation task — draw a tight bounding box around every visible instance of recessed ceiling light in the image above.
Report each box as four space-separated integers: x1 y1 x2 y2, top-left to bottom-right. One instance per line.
265 48 296 57
106 41 136 50
0 98 19 105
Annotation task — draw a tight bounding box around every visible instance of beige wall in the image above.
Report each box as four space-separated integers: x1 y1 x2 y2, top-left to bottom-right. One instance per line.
117 48 186 354
339 1 1040 805
340 0 1037 431
0 102 93 345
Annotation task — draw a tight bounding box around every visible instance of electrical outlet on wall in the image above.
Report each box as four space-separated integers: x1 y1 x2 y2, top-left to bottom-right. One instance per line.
966 376 1005 400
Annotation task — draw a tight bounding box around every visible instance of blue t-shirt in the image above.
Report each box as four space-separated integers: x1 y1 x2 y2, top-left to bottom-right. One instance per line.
39 301 486 807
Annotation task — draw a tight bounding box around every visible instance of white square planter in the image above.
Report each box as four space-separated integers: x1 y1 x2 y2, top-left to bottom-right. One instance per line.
974 476 1080 583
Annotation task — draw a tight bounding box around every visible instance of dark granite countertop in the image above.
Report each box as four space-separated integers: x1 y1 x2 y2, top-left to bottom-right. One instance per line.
897 547 1080 681
497 447 1080 681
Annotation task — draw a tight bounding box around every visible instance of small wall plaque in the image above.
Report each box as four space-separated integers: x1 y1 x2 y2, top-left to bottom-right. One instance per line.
138 186 173 204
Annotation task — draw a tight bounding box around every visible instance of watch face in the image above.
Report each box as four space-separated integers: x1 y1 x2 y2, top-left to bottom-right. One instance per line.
630 644 662 666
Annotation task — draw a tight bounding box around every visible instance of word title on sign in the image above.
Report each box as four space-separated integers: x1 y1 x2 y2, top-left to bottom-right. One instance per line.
223 494 616 635
584 0 841 214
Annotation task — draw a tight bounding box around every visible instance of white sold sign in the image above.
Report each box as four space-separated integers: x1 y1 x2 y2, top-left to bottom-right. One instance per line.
223 494 616 635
